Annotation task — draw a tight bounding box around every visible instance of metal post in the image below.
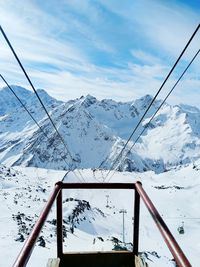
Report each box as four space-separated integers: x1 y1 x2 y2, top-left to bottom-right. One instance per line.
133 182 141 256
123 211 125 243
13 184 61 267
135 182 192 267
106 195 109 208
119 209 127 243
57 189 63 259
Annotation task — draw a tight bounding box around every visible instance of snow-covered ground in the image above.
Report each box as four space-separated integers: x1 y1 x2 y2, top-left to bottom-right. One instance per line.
0 164 199 266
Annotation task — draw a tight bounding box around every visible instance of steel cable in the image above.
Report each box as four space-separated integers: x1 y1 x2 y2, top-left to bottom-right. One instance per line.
106 48 200 182
102 24 200 180
0 25 85 182
0 74 85 182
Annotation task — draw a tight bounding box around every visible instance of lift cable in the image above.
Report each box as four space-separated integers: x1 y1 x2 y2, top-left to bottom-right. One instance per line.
0 74 85 183
101 23 200 180
105 48 200 182
0 25 85 182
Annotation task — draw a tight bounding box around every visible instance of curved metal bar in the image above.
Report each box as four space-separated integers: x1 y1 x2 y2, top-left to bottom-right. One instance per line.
135 182 192 267
13 183 61 267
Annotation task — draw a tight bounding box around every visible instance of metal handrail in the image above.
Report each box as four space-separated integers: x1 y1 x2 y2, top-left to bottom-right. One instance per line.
56 182 138 258
12 181 192 267
135 182 192 267
13 183 61 267
60 182 136 189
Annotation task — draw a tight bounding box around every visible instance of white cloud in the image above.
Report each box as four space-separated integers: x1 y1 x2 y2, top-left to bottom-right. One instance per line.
130 49 162 65
0 0 199 108
128 63 169 79
99 0 200 59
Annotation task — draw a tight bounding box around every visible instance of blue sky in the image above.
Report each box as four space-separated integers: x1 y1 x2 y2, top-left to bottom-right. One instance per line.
0 0 199 106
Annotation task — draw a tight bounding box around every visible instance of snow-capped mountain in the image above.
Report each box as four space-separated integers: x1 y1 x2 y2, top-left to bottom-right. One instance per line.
0 85 61 116
0 85 200 173
1 86 199 267
134 103 200 171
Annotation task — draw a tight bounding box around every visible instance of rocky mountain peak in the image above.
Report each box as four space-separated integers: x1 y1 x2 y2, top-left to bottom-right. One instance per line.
0 86 200 173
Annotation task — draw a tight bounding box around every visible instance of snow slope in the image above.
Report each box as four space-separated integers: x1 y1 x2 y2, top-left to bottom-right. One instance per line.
0 164 199 266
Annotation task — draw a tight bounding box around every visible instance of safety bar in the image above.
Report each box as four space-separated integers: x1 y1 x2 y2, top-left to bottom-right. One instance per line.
135 182 192 267
13 183 61 267
55 182 138 259
12 181 192 267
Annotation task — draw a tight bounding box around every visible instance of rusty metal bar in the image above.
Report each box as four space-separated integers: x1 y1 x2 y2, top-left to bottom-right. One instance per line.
135 182 192 267
13 183 61 267
133 182 141 256
57 189 63 258
12 180 192 267
61 182 135 189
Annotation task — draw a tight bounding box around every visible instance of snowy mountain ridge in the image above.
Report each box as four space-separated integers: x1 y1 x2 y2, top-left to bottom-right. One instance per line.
0 85 200 172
